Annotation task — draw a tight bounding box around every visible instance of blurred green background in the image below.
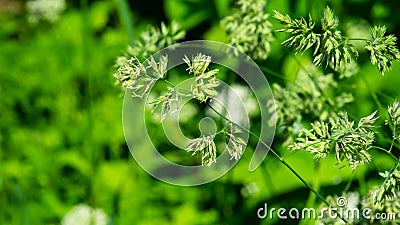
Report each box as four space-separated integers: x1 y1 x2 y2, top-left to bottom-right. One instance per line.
1 0 400 224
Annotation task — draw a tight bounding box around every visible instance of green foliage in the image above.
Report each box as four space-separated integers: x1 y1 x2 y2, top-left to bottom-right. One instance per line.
366 26 400 75
225 123 246 160
317 192 361 225
3 0 400 224
164 0 226 30
114 48 249 164
114 2 400 224
127 21 185 60
372 168 400 206
221 0 274 59
274 7 358 71
186 134 217 165
319 187 400 225
274 6 400 75
362 169 400 224
149 87 184 122
273 11 318 54
387 100 400 141
268 63 354 130
289 111 377 170
113 55 168 97
183 53 220 102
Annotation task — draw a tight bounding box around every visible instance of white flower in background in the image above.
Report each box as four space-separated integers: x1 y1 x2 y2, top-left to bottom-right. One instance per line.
228 85 258 116
26 0 66 24
209 84 258 125
61 204 108 225
241 182 260 197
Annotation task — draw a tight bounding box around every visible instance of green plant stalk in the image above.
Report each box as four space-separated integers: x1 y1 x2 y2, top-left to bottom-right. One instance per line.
383 161 400 185
285 52 400 164
259 64 288 80
389 123 396 152
371 146 398 161
359 73 400 154
348 38 369 42
259 160 277 195
299 162 322 225
289 54 339 111
272 36 342 113
207 103 349 224
248 60 398 163
343 173 356 193
116 0 134 43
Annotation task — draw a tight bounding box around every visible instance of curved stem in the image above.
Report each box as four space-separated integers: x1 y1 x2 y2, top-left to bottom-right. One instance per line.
166 76 338 207
162 79 192 94
163 79 177 87
382 135 400 153
348 38 369 42
258 65 288 80
371 146 398 161
281 149 302 160
343 173 355 193
382 161 400 187
207 103 349 224
359 73 400 154
389 123 396 152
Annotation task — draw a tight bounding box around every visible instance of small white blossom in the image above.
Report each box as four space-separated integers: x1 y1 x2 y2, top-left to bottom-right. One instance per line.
61 204 108 225
27 0 66 24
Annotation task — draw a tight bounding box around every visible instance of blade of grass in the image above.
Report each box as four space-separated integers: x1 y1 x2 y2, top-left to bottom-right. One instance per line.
207 103 350 224
116 0 134 43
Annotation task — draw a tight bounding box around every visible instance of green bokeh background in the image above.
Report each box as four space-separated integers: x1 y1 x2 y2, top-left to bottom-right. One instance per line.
1 0 400 224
